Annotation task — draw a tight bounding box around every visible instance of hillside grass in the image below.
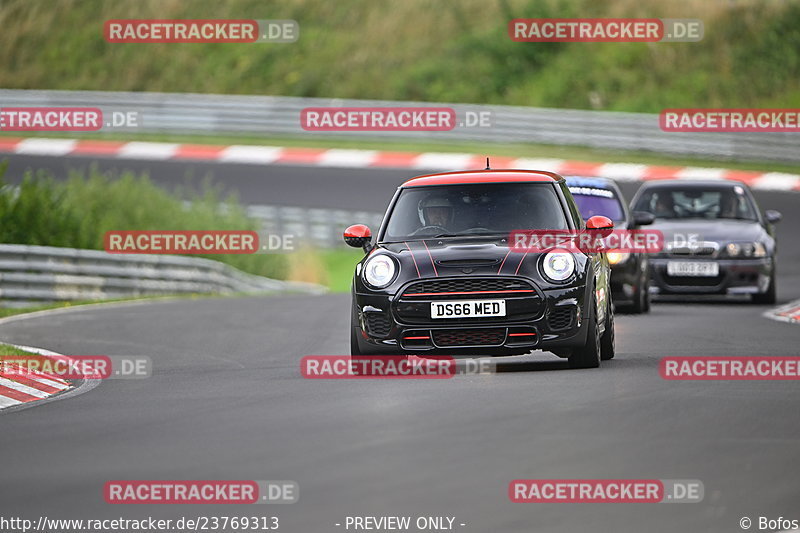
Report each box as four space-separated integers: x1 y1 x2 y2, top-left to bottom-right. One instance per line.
1 0 799 111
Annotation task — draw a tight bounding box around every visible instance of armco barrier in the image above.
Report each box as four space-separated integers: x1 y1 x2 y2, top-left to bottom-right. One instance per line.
1 89 798 163
243 204 383 249
0 244 325 307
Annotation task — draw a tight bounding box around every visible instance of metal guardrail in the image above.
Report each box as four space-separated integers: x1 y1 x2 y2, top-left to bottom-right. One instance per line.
245 204 383 249
2 89 799 163
0 244 325 307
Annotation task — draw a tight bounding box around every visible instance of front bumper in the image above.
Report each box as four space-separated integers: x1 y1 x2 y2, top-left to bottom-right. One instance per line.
353 281 590 355
609 255 646 305
649 257 773 295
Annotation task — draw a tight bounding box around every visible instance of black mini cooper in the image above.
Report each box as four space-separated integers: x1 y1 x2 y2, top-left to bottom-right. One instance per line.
344 169 616 368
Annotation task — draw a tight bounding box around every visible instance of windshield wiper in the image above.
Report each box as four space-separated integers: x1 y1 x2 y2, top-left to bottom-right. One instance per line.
432 232 506 239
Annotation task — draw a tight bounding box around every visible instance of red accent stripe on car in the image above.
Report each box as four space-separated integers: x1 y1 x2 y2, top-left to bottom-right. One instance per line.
422 240 438 277
403 170 560 187
497 249 512 274
404 242 421 278
514 251 529 275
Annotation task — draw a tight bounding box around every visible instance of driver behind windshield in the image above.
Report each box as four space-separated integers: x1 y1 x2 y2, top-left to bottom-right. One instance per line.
718 190 739 219
653 192 677 218
417 195 455 230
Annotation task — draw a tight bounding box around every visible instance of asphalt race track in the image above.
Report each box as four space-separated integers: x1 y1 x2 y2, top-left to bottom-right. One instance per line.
1 153 799 532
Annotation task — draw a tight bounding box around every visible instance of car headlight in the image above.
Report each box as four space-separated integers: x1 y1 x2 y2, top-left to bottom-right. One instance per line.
607 250 631 265
723 242 767 258
541 250 576 282
362 254 397 288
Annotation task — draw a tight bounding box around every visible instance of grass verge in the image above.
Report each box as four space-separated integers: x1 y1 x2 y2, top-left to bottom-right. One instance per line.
286 247 362 293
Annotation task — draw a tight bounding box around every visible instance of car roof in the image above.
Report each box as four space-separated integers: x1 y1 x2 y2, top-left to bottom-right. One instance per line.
564 176 614 189
401 169 562 187
637 179 747 189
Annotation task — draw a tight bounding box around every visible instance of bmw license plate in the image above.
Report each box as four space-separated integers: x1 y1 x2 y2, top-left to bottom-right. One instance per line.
666 261 720 277
430 299 506 319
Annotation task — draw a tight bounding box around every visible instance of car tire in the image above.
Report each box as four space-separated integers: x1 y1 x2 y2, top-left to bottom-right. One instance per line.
569 296 601 369
752 269 777 305
630 270 650 314
600 295 615 360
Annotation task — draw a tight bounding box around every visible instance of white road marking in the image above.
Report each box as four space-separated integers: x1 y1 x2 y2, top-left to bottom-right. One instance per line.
318 149 377 167
413 152 476 169
219 145 283 164
15 138 77 156
0 376 50 398
763 298 800 325
510 158 565 172
118 142 179 160
596 163 649 181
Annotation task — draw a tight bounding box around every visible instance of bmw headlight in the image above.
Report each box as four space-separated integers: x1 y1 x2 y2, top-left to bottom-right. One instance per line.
607 250 631 265
724 242 767 258
725 243 742 257
363 254 397 288
541 250 576 282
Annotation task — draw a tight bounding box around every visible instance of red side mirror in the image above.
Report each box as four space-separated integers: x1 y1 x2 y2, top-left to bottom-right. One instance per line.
586 215 614 237
344 224 372 250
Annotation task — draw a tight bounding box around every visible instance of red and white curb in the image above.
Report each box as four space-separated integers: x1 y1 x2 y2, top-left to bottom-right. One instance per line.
764 299 800 325
0 344 72 409
1 137 799 192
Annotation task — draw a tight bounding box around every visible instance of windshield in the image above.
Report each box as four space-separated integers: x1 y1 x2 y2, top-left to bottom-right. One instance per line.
632 186 758 221
382 183 568 241
568 187 625 222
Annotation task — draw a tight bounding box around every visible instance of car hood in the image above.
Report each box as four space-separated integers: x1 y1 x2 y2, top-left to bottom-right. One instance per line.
650 219 767 244
381 240 513 277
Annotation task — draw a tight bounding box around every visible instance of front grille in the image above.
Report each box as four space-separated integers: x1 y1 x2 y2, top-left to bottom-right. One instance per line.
365 312 391 337
666 242 718 257
432 328 505 347
548 306 575 330
402 277 536 298
663 274 724 287
668 248 716 257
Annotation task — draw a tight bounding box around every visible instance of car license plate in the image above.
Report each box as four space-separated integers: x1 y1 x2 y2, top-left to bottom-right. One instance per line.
666 261 719 277
430 299 506 319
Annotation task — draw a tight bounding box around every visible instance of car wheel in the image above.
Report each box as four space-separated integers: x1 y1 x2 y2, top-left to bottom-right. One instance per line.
752 268 777 305
630 271 650 314
600 295 615 360
569 296 601 369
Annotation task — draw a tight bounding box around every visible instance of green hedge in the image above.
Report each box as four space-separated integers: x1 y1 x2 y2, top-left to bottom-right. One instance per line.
0 162 287 279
